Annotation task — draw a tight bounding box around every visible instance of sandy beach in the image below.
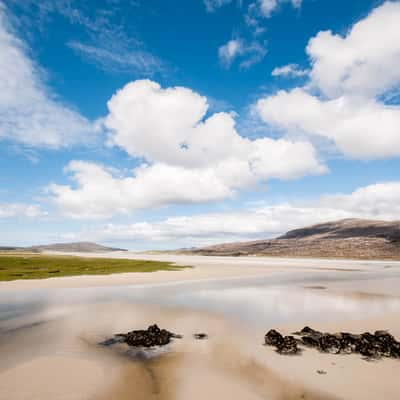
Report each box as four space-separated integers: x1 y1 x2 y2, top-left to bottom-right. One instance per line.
1 253 400 399
1 251 399 290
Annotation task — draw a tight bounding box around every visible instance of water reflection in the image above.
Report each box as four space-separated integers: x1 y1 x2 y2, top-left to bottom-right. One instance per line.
1 270 400 400
2 269 400 330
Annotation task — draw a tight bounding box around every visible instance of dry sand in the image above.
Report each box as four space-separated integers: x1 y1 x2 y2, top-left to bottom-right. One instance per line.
1 253 400 399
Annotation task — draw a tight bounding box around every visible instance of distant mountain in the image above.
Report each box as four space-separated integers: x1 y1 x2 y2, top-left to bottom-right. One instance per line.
190 219 400 260
28 242 127 253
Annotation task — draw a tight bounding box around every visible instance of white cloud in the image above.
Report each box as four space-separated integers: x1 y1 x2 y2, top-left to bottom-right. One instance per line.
256 1 400 160
307 2 400 98
258 0 278 17
50 135 324 219
0 3 94 148
252 0 302 18
49 79 325 218
49 160 236 219
0 203 45 219
9 0 163 76
218 38 267 69
256 88 400 159
104 80 321 171
219 39 243 68
271 63 308 78
68 41 162 75
204 0 233 12
63 181 400 247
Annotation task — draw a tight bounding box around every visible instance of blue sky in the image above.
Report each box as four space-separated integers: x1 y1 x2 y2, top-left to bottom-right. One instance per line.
1 0 400 249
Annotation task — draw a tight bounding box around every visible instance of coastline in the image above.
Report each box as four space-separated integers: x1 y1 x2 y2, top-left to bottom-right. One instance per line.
2 251 400 291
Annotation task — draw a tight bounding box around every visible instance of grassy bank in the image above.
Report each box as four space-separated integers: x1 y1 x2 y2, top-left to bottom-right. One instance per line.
0 253 189 281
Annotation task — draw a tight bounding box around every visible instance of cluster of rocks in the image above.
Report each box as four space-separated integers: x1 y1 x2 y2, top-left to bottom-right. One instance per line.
295 326 400 358
102 323 400 361
100 324 210 349
265 326 400 359
111 324 182 348
264 329 299 354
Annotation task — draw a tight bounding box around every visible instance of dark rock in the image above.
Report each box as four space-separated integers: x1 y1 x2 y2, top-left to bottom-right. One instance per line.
277 335 299 355
318 334 342 354
297 326 323 348
265 329 284 347
292 326 400 359
300 326 320 335
265 330 299 354
193 333 208 340
107 324 182 348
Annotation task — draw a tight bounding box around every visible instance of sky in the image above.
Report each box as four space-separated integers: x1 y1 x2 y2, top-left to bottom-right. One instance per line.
1 0 400 249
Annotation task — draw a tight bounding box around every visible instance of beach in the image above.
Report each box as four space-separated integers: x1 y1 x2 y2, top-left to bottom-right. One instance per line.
1 253 400 399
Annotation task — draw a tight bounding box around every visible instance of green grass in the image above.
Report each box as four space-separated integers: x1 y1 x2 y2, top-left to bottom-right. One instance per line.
0 253 190 281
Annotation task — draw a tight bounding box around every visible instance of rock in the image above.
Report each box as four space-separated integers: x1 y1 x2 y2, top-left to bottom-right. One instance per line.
265 329 284 347
193 333 208 340
265 330 299 354
318 334 342 354
293 326 400 359
300 326 320 336
277 335 299 355
297 327 323 348
107 324 182 348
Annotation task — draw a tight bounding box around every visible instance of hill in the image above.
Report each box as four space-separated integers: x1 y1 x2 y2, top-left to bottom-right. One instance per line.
28 242 127 253
0 242 127 253
190 219 400 260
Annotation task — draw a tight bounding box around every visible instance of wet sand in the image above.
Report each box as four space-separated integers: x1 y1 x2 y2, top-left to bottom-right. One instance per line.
1 254 400 399
0 303 339 400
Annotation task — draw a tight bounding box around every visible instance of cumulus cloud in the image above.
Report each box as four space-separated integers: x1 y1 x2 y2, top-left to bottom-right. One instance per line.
0 203 45 219
271 63 308 78
218 38 267 69
49 80 325 218
0 3 94 148
307 2 400 99
63 181 400 247
256 88 400 159
256 1 400 160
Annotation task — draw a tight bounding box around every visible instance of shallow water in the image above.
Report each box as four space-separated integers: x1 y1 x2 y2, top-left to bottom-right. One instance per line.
1 267 400 399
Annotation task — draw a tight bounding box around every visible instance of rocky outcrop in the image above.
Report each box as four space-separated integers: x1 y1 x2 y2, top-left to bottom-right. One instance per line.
265 326 400 359
264 329 299 355
101 324 182 348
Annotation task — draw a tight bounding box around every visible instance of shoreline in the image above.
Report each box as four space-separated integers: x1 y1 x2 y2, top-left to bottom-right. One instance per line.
2 252 400 291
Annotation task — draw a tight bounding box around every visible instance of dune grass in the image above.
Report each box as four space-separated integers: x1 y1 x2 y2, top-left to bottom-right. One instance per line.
0 253 190 281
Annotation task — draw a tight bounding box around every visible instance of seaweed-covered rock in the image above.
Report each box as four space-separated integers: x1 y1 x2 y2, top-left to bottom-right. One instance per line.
318 334 342 354
294 326 400 359
265 330 299 354
265 329 284 347
277 335 299 355
108 324 182 348
296 326 323 348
